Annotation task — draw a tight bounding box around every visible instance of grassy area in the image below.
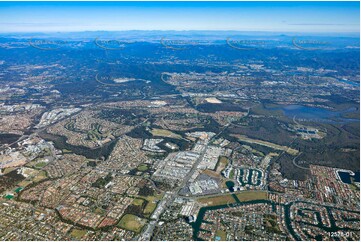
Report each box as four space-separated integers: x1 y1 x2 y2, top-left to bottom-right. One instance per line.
144 201 157 216
215 230 227 241
17 180 32 188
151 128 182 139
70 229 87 239
87 124 101 141
202 169 221 179
137 164 148 172
235 191 268 202
252 149 264 157
94 207 105 215
350 183 359 191
215 156 229 173
32 170 47 183
231 134 299 155
198 191 268 206
62 149 73 153
34 161 48 169
2 167 17 174
132 198 145 206
139 194 163 217
118 214 146 233
198 194 236 206
264 214 282 234
229 169 235 179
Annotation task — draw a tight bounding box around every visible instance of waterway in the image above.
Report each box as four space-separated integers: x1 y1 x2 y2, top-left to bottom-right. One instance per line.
338 171 360 184
265 105 359 123
190 199 359 241
239 169 262 186
191 199 271 240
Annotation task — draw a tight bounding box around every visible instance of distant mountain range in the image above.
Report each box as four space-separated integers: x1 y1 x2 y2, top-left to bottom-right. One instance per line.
0 30 359 41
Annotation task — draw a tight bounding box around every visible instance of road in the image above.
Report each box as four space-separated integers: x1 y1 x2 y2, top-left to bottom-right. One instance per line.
0 109 82 152
139 141 209 240
292 152 309 170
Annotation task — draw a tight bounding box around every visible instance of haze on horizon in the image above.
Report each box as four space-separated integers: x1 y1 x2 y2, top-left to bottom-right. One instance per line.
0 1 359 34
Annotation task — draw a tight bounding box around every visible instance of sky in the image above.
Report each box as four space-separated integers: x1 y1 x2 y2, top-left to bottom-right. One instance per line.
0 1 359 33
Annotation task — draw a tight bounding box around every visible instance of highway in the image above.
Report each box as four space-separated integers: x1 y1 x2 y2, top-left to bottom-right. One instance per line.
139 141 209 240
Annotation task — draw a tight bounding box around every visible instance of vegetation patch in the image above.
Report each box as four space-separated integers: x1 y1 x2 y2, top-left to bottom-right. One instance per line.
231 134 299 155
70 228 87 239
32 170 47 183
137 164 148 171
263 214 282 234
92 173 112 188
198 194 236 206
117 214 146 233
215 230 227 241
235 191 268 202
34 161 48 169
151 128 182 139
132 198 145 206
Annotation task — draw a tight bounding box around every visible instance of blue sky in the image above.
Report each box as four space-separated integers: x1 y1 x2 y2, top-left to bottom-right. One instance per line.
0 1 359 33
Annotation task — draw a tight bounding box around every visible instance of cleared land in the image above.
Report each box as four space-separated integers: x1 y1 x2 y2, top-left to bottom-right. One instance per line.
151 128 182 139
205 97 222 104
231 134 299 155
198 194 236 206
235 190 268 202
198 191 268 206
70 229 87 239
215 230 227 241
215 156 229 173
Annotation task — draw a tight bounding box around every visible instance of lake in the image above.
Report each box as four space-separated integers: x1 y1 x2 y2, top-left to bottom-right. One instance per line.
266 104 359 123
338 171 360 184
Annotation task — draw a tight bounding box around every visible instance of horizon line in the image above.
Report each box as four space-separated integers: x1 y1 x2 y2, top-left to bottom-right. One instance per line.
0 29 360 34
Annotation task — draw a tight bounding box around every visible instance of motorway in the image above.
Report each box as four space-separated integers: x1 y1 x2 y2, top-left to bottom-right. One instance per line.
139 141 209 240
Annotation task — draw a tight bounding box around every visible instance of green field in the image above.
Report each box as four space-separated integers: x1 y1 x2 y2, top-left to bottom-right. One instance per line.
198 191 268 206
215 230 227 241
70 229 87 239
232 134 299 155
198 194 236 206
87 123 107 141
140 194 163 217
235 191 268 202
144 201 157 216
118 214 146 233
132 198 145 206
151 128 182 139
137 164 148 171
34 161 47 169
